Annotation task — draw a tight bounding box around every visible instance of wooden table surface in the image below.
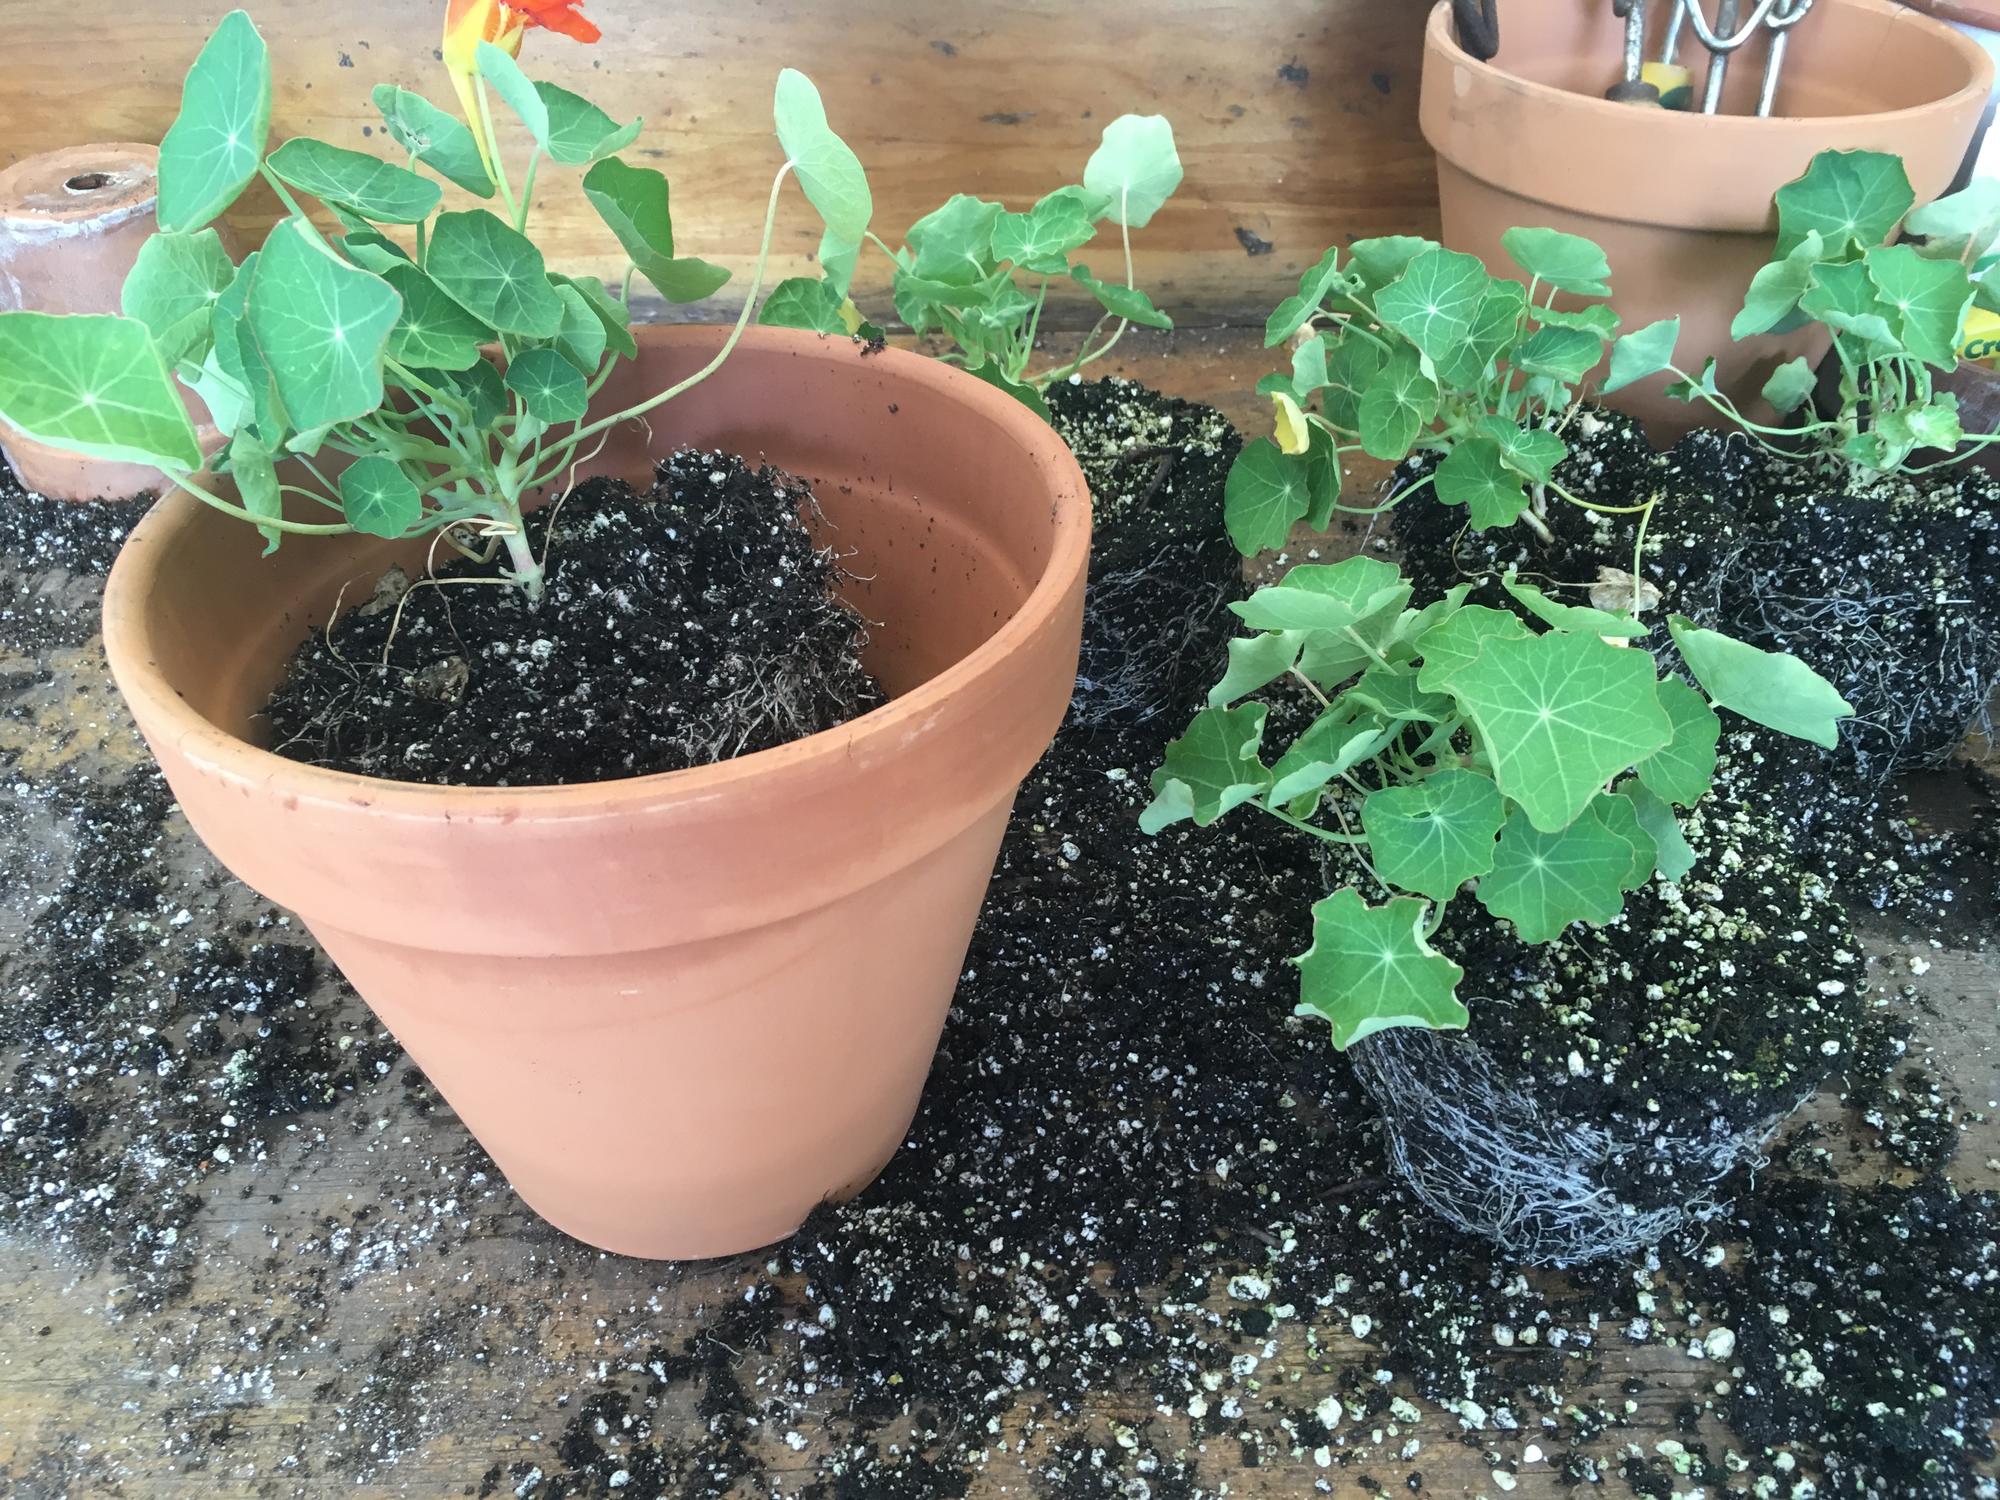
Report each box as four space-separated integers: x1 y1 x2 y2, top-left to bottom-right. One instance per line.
0 327 1995 1500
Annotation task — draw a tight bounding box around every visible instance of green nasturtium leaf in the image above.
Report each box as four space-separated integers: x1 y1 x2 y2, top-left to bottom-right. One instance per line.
1433 278 1528 390
1141 704 1272 831
1348 663 1453 723
553 274 638 359
1864 243 1974 370
474 40 549 143
1375 248 1492 372
1532 302 1619 336
1267 704 1396 806
1500 574 1647 638
1435 438 1529 531
1908 178 2000 262
1320 336 1383 434
245 220 401 432
992 185 1100 274
121 229 236 366
266 138 440 225
551 284 609 376
774 69 872 242
157 9 271 233
1501 226 1612 296
380 261 489 372
427 210 564 337
210 250 287 440
1775 149 1913 256
580 159 731 305
1762 356 1818 415
1209 630 1304 706
372 84 494 198
1232 555 1410 632
1619 780 1697 882
535 81 642 165
226 428 282 552
1081 114 1182 229
1347 235 1438 292
1223 439 1312 556
1296 890 1468 1051
1603 316 1679 394
504 346 589 423
759 277 850 334
1448 630 1674 832
1667 615 1854 749
1634 675 1722 805
1480 417 1565 484
0 311 203 470
1513 323 1602 383
338 454 422 538
1357 344 1439 461
340 228 415 275
1361 769 1504 901
1732 230 1826 339
1265 247 1348 346
1476 800 1645 942
1877 396 1966 455
1595 788 1660 889
1799 258 1899 347
906 194 1003 284
1413 604 1529 695
1071 265 1172 328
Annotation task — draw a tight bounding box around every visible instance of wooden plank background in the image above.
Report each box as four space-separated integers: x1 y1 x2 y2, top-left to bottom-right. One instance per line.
0 0 1439 328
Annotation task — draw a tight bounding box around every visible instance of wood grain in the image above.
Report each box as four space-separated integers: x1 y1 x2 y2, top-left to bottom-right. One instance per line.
0 0 1438 327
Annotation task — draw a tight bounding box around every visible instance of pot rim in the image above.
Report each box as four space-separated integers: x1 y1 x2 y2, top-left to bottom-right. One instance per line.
1421 0 1994 134
101 323 1093 819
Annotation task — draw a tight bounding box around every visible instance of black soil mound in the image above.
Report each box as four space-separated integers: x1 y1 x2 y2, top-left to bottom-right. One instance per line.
1046 376 1243 728
264 450 882 788
0 462 155 575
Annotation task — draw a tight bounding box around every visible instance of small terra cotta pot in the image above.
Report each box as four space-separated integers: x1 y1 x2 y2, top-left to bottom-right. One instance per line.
0 143 226 501
1421 0 1993 440
100 324 1091 1259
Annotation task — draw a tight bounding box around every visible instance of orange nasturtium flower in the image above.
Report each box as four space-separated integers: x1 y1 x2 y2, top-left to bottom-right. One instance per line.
443 0 602 176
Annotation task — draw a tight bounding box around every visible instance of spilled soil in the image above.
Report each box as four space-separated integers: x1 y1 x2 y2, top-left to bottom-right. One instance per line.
1 394 1997 1499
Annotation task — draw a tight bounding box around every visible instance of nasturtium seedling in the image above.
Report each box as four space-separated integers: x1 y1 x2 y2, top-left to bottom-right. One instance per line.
1220 227 1665 562
1651 148 2000 475
758 113 1183 421
0 5 877 600
1147 556 1852 1049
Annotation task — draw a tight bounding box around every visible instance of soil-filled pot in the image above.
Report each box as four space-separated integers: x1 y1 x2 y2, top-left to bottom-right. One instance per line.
99 325 1091 1260
1421 0 1991 440
1348 790 1867 1266
0 144 225 501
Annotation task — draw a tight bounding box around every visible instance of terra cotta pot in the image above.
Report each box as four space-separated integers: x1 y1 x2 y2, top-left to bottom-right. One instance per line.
0 143 226 501
100 324 1091 1259
1421 0 1992 439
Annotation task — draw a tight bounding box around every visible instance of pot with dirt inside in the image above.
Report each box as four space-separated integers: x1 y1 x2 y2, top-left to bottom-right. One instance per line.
100 325 1091 1259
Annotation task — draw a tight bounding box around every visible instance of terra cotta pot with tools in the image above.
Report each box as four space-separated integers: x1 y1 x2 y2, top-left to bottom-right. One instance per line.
0 144 225 500
1422 0 1991 438
100 324 1091 1260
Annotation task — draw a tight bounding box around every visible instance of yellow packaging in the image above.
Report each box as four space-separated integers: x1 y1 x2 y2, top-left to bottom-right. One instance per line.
1959 306 2000 368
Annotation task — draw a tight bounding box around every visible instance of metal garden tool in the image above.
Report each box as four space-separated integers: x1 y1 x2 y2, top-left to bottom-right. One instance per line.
1648 0 1817 115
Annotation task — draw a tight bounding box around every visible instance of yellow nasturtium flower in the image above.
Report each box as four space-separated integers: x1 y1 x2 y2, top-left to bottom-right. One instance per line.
1271 391 1310 456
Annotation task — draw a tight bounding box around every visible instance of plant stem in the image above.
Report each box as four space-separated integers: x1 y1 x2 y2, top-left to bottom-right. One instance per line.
167 472 355 536
535 161 795 471
474 77 520 225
